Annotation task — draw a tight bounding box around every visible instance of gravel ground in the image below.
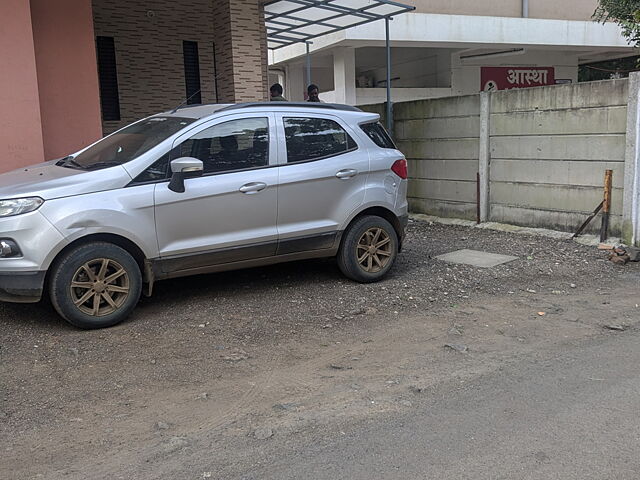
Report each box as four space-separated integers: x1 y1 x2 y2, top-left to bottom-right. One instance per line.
0 218 637 479
0 218 620 337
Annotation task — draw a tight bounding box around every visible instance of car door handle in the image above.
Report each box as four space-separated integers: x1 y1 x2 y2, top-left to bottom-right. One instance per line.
336 169 358 179
239 182 267 194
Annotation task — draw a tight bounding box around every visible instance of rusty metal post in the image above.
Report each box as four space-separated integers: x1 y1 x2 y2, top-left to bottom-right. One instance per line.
573 201 604 238
600 169 613 242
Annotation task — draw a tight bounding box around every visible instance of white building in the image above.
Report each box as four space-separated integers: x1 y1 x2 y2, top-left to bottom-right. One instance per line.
268 0 635 105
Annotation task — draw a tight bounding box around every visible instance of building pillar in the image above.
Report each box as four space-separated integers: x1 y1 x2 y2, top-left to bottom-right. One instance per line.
31 0 102 160
333 47 356 105
212 0 268 103
0 0 45 172
286 64 306 102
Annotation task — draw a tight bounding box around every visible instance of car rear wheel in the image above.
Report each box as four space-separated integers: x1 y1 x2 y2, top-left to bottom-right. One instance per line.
49 242 142 329
337 215 398 283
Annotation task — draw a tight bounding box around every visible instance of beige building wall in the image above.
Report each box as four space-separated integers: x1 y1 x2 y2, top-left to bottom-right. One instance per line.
410 0 599 21
530 0 599 21
92 0 267 133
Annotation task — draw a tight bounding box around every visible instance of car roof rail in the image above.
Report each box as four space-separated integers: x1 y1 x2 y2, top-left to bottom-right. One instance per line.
217 102 363 113
174 102 203 110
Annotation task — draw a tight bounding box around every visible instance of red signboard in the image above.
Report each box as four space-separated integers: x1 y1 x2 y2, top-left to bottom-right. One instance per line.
481 67 555 91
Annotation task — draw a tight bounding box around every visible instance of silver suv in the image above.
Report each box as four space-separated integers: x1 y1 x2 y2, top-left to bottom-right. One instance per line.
0 103 408 329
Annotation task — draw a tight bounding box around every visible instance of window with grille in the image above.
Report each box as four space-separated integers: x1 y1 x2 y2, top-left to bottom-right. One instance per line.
183 41 202 105
96 36 121 122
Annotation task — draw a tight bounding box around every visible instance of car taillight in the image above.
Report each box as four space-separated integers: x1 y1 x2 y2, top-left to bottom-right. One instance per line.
391 158 408 179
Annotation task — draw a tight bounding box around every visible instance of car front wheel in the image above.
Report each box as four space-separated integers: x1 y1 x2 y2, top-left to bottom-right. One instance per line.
49 242 142 329
337 215 398 283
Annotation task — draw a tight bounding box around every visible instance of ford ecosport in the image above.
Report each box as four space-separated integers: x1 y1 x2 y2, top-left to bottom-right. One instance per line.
0 102 408 328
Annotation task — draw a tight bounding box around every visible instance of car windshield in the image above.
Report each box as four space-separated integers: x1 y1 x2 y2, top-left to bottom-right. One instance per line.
63 117 196 170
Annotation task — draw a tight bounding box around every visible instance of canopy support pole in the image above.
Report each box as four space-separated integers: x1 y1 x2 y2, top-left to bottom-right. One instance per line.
385 17 392 135
306 42 312 88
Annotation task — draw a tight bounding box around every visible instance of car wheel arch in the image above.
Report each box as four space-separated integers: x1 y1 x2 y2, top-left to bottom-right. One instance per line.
45 233 148 289
342 206 404 246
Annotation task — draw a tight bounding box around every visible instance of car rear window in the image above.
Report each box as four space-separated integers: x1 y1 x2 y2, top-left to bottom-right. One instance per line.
284 117 357 163
360 122 396 149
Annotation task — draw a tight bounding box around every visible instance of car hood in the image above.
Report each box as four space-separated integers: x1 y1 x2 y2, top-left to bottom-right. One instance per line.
0 160 133 200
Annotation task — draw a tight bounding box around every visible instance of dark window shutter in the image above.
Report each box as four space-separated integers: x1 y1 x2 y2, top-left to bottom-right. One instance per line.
96 36 121 122
183 41 202 105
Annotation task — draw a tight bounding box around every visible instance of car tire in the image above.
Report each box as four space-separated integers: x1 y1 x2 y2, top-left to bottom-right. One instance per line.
49 242 142 329
337 215 398 283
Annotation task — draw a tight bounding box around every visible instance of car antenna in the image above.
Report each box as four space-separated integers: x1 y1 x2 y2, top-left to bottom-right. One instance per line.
171 90 202 113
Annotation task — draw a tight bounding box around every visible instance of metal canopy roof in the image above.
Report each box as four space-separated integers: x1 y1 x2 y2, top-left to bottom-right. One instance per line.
265 0 415 49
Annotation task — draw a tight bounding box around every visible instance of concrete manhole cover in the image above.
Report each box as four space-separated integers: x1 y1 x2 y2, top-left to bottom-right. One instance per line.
435 249 518 268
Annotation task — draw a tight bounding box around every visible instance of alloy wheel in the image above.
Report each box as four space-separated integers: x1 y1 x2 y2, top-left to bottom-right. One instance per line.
70 258 130 317
356 227 392 273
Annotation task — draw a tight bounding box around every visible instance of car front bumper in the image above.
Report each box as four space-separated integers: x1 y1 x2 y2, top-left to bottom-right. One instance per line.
0 210 66 303
0 271 46 303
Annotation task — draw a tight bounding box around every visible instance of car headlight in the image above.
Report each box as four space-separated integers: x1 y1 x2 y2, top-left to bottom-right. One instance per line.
0 197 44 217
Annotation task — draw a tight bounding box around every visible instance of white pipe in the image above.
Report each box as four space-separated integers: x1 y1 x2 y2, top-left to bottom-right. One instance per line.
522 0 529 18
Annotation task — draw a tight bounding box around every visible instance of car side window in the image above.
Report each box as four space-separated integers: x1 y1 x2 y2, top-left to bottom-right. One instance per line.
131 150 174 184
178 117 269 175
284 117 357 163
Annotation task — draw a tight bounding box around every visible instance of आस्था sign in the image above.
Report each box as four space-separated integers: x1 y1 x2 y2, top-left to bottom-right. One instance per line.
481 67 555 91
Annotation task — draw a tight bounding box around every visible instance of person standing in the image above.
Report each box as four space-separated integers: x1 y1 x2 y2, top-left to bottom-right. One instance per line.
270 83 287 101
307 84 321 102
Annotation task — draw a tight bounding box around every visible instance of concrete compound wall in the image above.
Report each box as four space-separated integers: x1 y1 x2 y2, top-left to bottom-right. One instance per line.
488 80 628 234
393 96 481 220
363 77 636 240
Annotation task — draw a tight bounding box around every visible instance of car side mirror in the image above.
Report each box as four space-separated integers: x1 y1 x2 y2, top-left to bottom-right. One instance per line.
168 157 203 193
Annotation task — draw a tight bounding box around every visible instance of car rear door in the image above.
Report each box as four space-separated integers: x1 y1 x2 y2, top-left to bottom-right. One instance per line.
153 113 278 273
274 113 368 254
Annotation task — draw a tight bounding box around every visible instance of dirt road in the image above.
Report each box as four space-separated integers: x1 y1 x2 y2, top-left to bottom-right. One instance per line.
239 323 640 480
1 219 638 479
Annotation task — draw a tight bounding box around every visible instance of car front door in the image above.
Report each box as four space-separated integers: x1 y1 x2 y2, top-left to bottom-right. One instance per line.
275 113 368 254
153 114 278 274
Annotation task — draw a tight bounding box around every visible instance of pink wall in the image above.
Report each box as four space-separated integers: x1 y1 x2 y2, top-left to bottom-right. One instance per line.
0 0 45 172
31 0 103 160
